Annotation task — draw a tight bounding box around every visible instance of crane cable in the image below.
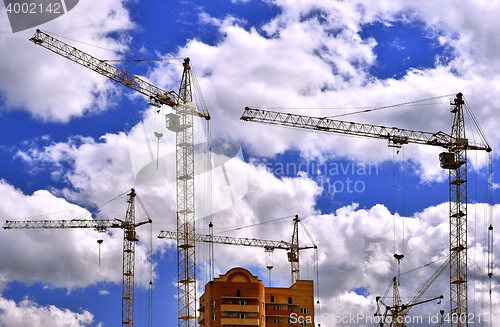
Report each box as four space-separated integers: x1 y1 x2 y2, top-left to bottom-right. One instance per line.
213 215 296 235
464 96 493 322
252 94 454 113
12 189 129 221
190 64 213 286
72 190 129 221
401 146 405 255
464 99 491 149
315 246 321 327
148 216 153 327
393 147 396 255
297 218 320 320
399 254 449 277
40 29 182 63
325 94 454 119
392 146 405 286
138 210 143 326
473 150 478 316
487 150 494 327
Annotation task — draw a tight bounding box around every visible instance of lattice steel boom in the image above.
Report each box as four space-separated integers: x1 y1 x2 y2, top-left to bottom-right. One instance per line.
29 30 210 327
3 218 121 231
375 258 449 327
28 29 209 118
159 215 317 285
241 93 491 327
159 231 293 249
3 189 151 327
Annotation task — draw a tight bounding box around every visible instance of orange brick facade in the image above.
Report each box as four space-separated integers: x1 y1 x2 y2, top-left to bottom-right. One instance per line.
198 267 314 327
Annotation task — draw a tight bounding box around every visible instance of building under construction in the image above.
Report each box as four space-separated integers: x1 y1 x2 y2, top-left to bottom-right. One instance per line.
198 267 314 327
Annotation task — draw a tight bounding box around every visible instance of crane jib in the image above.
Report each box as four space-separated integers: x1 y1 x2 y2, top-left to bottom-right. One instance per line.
240 108 489 151
29 29 211 120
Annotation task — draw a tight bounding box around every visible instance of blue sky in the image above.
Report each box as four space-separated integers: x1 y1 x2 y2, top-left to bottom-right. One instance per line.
0 1 499 326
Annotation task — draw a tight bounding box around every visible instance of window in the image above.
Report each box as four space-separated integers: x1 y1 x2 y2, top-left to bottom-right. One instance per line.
238 313 246 319
238 300 247 305
300 308 309 314
236 289 241 297
227 300 232 305
288 297 293 304
212 314 216 321
300 321 308 326
274 306 281 311
262 315 265 322
211 301 216 308
274 318 282 323
288 307 294 312
270 295 275 302
261 303 264 309
228 313 232 318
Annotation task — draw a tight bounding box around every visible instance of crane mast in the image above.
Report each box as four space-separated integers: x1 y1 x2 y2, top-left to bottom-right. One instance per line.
122 189 137 326
241 93 491 327
3 188 151 327
289 215 300 284
174 59 197 327
29 29 210 327
447 93 468 324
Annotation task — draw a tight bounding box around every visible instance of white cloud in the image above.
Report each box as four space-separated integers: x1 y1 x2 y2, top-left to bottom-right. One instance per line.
189 196 498 326
198 12 245 29
2 0 500 324
98 289 110 296
8 118 322 289
244 201 498 326
143 0 499 185
0 0 136 122
5 111 499 325
0 296 96 327
7 120 498 325
0 180 124 289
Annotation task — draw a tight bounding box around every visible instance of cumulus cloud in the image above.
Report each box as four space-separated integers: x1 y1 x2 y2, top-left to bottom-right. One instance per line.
8 120 498 324
8 115 322 287
98 289 110 296
2 0 500 324
141 0 499 185
0 296 97 327
0 180 132 289
210 201 497 327
0 0 136 122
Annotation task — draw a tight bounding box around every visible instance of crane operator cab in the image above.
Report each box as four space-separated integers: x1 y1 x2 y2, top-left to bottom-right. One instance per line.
439 152 458 169
439 137 468 169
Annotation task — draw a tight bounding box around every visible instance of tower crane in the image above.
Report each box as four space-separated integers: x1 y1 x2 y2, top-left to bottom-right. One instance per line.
28 29 211 327
158 215 317 285
241 93 491 327
3 188 152 327
375 257 449 327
